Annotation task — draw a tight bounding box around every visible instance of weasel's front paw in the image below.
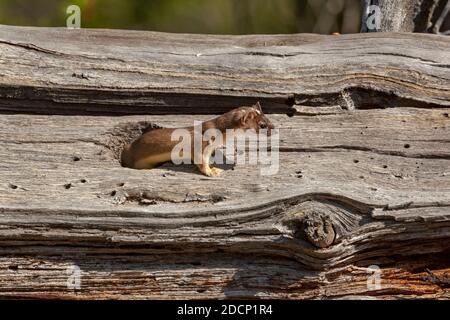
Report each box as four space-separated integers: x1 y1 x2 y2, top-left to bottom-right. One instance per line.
210 167 224 177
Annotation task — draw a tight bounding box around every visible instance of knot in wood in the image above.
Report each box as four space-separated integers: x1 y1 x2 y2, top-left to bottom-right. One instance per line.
302 213 335 248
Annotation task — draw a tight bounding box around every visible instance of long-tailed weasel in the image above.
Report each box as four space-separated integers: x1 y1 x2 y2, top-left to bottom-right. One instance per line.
121 102 274 177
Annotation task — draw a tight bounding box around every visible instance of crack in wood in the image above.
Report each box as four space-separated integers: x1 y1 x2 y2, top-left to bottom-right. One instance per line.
279 146 450 160
294 87 450 111
423 268 450 288
109 188 227 205
0 27 449 116
0 26 448 299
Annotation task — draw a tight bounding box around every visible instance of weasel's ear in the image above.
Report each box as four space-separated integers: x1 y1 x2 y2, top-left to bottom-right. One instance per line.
255 101 262 112
240 109 255 125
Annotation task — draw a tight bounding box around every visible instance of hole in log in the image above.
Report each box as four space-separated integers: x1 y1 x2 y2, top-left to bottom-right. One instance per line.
404 144 411 149
8 265 19 271
64 183 72 189
8 183 18 190
80 179 87 183
102 121 163 163
102 120 234 176
72 156 81 162
353 159 359 163
100 122 229 204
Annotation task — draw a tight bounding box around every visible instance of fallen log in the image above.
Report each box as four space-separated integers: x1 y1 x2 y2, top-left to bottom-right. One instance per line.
0 25 449 299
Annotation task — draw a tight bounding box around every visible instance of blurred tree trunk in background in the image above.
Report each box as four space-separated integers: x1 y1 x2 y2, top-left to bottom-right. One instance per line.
0 0 364 34
295 0 361 34
361 0 450 34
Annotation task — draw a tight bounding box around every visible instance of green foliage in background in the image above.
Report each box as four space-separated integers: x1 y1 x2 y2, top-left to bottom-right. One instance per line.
0 0 361 34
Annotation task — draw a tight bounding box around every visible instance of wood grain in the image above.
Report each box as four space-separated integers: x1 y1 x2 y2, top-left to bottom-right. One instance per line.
0 25 449 115
0 26 449 299
1 110 449 299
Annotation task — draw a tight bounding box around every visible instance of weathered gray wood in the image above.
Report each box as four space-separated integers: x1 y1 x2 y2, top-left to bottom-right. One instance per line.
0 25 449 115
0 26 449 299
0 254 448 299
0 110 449 299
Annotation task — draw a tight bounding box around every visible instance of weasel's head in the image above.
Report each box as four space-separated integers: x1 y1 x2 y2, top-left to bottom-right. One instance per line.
236 102 275 135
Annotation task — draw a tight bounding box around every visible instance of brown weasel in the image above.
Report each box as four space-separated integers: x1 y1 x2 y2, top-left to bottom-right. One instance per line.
121 102 274 177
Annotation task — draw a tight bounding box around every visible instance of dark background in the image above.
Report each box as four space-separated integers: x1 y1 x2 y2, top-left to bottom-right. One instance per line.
0 0 362 34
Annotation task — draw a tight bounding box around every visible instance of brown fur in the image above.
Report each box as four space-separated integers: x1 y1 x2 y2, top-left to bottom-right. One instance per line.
121 102 274 176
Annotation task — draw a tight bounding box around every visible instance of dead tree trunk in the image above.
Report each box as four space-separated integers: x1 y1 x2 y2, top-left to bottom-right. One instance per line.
361 0 450 34
0 25 449 299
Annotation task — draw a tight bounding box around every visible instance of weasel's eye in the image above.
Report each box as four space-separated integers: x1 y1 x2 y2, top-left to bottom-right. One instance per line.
259 123 267 129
